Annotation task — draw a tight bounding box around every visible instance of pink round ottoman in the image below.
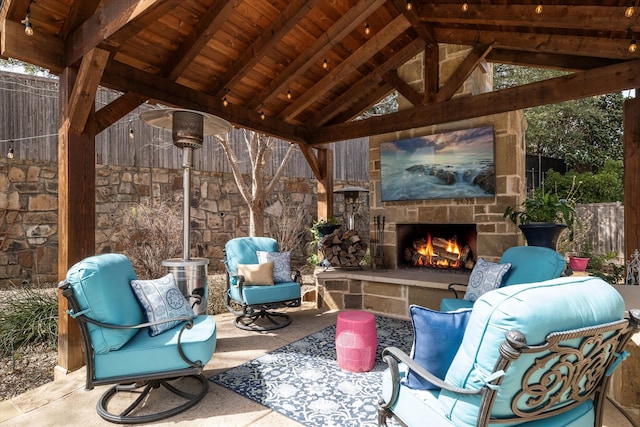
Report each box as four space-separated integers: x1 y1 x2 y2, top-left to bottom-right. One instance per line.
335 310 378 372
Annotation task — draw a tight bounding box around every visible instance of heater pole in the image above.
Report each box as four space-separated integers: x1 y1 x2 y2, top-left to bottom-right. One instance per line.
182 147 193 260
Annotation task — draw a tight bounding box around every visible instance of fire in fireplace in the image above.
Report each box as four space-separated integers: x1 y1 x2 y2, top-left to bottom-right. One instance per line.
397 224 477 271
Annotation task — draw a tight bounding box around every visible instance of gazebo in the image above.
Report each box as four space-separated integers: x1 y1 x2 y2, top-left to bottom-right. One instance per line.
1 0 638 375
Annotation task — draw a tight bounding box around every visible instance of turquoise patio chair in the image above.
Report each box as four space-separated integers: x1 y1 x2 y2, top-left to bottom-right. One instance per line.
59 253 217 424
439 245 566 311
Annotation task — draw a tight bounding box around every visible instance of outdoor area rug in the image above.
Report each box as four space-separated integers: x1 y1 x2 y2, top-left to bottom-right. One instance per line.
209 316 413 427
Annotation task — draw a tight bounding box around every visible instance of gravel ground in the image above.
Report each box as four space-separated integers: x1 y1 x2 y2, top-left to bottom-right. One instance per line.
0 272 316 402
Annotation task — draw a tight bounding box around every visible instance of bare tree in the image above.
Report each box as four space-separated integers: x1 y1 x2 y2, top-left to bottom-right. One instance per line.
215 129 297 236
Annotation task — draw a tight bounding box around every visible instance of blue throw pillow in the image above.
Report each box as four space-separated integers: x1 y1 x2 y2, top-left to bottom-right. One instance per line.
406 305 472 390
463 258 511 302
256 251 292 283
130 273 195 336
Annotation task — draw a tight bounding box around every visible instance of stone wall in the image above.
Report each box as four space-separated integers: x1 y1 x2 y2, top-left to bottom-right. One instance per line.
1 158 364 286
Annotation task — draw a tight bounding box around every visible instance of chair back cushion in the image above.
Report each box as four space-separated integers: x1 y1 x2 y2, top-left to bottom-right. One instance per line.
66 253 144 354
438 276 625 426
225 237 279 285
499 246 566 287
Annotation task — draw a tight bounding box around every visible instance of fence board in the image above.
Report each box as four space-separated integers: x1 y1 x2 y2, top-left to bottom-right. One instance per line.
576 202 625 261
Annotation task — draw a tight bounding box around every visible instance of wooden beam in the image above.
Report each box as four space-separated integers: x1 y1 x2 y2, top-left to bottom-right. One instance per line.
59 0 102 40
486 49 621 72
308 59 640 145
246 0 387 110
325 82 395 130
437 44 492 102
95 92 146 133
423 42 438 103
1 0 29 22
418 4 640 34
163 0 239 81
208 0 320 98
279 14 411 122
67 48 109 134
384 70 422 106
57 67 96 375
624 96 640 260
1 19 65 73
100 60 308 144
298 144 322 180
389 0 436 45
316 148 333 222
310 38 425 128
433 27 636 62
65 0 172 66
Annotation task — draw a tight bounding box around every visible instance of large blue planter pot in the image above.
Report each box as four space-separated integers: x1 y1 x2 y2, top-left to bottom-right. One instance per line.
519 223 567 250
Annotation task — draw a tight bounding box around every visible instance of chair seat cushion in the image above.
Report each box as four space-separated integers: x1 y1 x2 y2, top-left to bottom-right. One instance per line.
66 254 144 354
438 276 625 426
439 298 474 312
94 315 217 380
229 280 301 305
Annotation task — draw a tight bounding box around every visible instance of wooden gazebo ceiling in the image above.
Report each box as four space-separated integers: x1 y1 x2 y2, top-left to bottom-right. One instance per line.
1 0 639 146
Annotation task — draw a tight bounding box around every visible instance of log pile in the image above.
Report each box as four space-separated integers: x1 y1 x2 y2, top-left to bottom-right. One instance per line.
319 228 367 268
403 236 475 269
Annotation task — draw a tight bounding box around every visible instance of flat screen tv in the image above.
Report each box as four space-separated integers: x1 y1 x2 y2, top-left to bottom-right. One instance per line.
380 125 496 201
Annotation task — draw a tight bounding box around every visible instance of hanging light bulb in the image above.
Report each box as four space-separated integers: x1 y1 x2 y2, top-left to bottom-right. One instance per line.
625 2 635 18
22 7 33 36
128 128 135 139
535 2 543 14
462 2 469 12
406 1 413 11
287 89 292 100
630 38 638 54
223 96 229 107
260 110 266 120
364 22 371 36
7 147 14 159
322 58 329 70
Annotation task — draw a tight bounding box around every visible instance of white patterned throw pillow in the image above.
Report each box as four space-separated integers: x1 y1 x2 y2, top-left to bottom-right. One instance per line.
463 258 511 302
256 251 292 283
130 273 195 336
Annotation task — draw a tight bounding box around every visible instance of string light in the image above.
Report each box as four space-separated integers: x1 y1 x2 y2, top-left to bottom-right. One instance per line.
406 1 413 11
260 110 266 120
21 5 33 36
128 128 135 139
322 58 329 70
287 89 292 100
364 22 371 36
535 1 543 14
222 96 228 107
630 38 638 54
7 147 14 159
462 2 469 12
625 1 635 18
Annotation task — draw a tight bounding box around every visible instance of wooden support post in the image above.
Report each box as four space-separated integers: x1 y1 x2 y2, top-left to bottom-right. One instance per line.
424 43 438 104
317 148 334 221
56 67 97 377
624 96 640 259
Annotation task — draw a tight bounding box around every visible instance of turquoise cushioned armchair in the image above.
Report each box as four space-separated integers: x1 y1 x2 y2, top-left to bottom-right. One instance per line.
378 276 639 427
59 253 217 424
224 237 302 331
439 246 566 311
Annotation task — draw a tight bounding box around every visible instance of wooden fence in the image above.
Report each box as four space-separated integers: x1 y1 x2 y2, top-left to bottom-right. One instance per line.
0 71 369 181
574 202 626 261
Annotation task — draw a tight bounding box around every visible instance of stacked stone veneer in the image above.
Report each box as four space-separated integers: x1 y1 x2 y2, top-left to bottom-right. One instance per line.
1 158 363 286
317 44 527 314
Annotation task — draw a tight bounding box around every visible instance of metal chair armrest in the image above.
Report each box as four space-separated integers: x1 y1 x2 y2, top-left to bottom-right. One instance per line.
447 282 468 299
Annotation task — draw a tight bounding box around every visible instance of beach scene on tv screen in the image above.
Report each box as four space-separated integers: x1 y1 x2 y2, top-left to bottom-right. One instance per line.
380 125 496 201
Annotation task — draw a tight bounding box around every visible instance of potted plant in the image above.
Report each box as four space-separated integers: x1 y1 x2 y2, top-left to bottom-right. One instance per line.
310 217 341 239
568 243 592 272
504 190 578 250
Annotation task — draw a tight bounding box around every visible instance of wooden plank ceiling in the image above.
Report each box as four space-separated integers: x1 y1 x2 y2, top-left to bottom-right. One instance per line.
1 0 639 146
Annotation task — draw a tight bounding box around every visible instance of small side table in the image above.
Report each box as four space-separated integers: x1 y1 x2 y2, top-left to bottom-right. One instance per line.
335 310 378 372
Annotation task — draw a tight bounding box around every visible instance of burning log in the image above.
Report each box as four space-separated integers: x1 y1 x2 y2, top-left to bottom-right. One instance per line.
433 247 460 262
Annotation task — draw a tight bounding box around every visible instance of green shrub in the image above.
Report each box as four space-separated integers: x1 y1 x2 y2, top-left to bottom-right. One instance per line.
542 160 623 203
0 287 58 356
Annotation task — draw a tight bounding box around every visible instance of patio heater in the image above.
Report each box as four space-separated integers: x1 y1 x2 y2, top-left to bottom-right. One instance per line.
334 186 369 230
140 108 232 314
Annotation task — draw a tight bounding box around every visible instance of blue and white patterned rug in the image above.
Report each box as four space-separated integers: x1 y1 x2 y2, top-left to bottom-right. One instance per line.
210 316 413 427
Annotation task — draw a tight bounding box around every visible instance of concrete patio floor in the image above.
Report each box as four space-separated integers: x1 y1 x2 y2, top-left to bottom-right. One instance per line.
0 304 636 427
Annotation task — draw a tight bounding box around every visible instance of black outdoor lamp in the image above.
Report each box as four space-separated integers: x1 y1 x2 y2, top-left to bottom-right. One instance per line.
334 186 369 230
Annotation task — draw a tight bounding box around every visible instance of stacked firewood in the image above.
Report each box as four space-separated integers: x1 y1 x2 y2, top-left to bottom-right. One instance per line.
319 228 367 268
404 236 475 269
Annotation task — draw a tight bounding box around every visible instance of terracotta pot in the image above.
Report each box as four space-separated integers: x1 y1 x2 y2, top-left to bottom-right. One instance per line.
569 256 590 272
